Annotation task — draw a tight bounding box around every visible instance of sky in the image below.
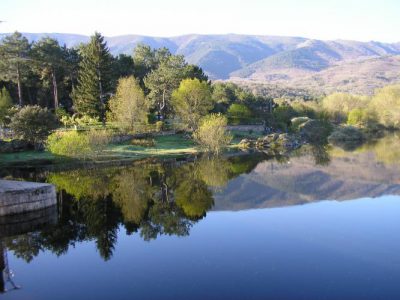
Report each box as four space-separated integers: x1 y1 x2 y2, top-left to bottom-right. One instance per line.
0 0 399 42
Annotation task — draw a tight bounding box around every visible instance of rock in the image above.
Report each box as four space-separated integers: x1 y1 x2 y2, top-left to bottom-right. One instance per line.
291 117 310 131
238 138 255 149
299 120 332 142
328 126 364 142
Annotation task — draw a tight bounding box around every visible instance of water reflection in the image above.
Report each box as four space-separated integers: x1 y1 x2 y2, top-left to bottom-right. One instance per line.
2 134 400 264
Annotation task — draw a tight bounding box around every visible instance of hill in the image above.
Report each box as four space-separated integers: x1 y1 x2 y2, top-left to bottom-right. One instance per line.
2 32 399 93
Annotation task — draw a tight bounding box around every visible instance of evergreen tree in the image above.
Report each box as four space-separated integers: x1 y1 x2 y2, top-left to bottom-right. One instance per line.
0 32 31 106
32 37 66 109
72 32 113 122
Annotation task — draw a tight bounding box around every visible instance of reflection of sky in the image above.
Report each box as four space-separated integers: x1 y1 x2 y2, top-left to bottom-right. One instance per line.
6 196 400 300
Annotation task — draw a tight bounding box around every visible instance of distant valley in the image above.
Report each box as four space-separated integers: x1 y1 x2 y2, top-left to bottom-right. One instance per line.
2 32 400 94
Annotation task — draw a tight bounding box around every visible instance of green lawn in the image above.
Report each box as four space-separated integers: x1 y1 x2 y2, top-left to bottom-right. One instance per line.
0 133 254 167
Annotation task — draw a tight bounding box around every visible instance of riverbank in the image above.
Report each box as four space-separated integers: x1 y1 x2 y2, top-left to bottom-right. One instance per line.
0 133 250 168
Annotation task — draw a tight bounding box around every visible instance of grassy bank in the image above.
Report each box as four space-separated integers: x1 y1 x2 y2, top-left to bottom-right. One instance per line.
0 134 214 167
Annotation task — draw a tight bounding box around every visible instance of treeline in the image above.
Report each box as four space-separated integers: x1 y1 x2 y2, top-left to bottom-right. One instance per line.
0 31 207 119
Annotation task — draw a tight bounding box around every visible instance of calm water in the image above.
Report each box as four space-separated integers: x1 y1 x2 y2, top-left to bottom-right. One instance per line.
1 135 400 299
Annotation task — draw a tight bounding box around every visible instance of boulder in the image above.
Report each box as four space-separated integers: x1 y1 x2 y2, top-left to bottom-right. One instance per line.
291 117 310 131
238 139 255 149
299 120 332 142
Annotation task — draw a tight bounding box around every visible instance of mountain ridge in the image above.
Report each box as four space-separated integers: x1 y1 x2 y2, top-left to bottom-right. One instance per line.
1 32 399 93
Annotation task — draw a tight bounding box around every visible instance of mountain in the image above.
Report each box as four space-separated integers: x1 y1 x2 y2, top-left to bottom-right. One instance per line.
1 32 399 93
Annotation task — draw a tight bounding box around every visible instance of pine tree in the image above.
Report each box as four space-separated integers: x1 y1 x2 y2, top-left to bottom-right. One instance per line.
0 32 31 106
72 32 113 122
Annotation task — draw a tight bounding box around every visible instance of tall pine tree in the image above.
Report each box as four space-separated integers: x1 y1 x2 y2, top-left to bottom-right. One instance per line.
72 32 112 121
0 32 31 106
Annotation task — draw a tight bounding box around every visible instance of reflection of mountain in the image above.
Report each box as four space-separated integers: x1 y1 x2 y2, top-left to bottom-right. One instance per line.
214 150 400 211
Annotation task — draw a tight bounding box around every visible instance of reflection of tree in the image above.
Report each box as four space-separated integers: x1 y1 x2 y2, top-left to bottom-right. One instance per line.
112 168 153 226
174 163 214 220
47 169 113 200
4 155 269 262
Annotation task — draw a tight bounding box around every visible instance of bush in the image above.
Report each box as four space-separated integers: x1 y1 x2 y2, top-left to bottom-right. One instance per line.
227 103 253 125
321 93 368 123
370 85 400 128
272 105 297 130
155 121 164 132
130 138 155 147
10 105 59 148
194 114 232 154
346 108 376 127
47 131 92 158
0 87 13 126
47 129 110 158
328 126 364 143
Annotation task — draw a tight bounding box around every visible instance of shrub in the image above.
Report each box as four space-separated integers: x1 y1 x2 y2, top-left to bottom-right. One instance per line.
10 105 59 148
328 126 364 143
194 114 232 154
272 105 297 130
47 131 92 158
227 103 253 125
130 138 155 147
47 129 110 158
328 126 365 150
321 93 368 123
369 85 400 128
155 121 164 132
0 87 13 126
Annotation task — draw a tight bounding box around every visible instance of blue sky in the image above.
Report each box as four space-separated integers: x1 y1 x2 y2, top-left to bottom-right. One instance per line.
0 0 399 42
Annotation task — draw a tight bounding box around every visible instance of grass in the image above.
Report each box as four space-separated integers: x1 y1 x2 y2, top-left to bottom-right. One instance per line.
104 134 198 159
0 134 199 166
0 131 258 167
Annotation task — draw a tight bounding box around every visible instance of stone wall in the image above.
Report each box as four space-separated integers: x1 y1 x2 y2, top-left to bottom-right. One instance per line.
0 180 57 216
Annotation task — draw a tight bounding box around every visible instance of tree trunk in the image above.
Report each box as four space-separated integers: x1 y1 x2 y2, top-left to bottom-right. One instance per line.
52 69 59 109
16 66 23 106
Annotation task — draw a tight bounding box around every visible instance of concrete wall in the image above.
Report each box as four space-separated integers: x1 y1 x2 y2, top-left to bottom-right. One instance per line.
0 180 56 216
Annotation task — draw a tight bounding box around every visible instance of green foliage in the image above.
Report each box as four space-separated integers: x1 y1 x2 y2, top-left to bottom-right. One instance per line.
0 32 31 106
370 85 400 128
194 114 232 154
10 105 59 146
72 32 113 120
227 103 253 124
144 54 188 118
31 37 65 108
47 131 92 158
0 87 13 125
272 105 297 130
171 78 213 130
321 93 368 123
107 76 149 132
47 129 110 158
346 108 371 127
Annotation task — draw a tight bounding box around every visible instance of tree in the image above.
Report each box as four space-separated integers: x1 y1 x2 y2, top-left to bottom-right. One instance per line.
72 32 113 122
32 37 65 109
144 55 188 119
132 44 158 83
194 114 232 154
171 78 213 130
107 76 149 131
112 54 135 79
370 85 400 128
0 32 31 106
0 87 13 126
10 105 59 147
